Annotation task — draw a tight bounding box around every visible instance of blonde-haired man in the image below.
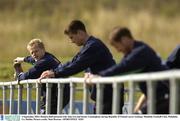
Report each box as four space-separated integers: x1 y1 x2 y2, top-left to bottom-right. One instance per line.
14 39 70 114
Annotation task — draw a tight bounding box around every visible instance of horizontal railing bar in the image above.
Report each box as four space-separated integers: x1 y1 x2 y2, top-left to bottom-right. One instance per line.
0 70 180 86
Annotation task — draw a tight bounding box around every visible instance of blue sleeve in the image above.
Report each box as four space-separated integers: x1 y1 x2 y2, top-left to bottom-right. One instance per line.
18 60 48 80
99 47 148 76
24 56 36 65
54 45 102 77
166 45 180 69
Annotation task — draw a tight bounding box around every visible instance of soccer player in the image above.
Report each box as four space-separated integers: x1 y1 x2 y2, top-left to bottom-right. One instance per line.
40 20 124 114
14 39 69 114
166 45 180 113
90 27 169 114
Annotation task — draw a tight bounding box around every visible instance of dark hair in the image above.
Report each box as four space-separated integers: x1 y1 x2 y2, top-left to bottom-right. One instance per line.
64 20 86 35
109 27 133 42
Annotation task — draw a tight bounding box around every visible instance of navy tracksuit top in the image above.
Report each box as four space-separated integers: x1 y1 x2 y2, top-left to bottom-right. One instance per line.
99 41 169 97
18 52 60 80
53 36 116 101
17 52 61 106
166 45 180 69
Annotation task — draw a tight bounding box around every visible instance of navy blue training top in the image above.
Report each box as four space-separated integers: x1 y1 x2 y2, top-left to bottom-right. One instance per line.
53 36 115 77
166 45 180 69
18 52 60 80
53 36 116 101
99 41 169 97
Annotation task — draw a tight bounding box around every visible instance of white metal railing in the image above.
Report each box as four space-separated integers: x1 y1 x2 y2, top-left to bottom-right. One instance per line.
0 70 180 114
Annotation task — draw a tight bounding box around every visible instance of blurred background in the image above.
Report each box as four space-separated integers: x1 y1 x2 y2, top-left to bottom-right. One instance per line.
0 0 180 80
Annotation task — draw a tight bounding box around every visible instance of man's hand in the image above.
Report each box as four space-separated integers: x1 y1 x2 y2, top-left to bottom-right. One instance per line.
14 57 25 63
39 70 55 80
84 73 100 85
13 62 23 73
84 72 93 86
84 72 91 80
13 62 23 81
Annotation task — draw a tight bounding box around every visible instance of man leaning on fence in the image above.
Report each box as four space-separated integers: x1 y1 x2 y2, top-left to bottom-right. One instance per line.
13 39 70 114
166 45 180 113
40 20 124 114
89 27 170 114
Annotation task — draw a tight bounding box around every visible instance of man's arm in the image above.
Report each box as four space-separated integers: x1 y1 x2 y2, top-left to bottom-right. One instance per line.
99 51 147 77
40 70 55 79
40 44 102 79
18 59 48 80
14 56 36 65
53 45 103 77
24 56 36 65
98 45 154 77
13 62 23 80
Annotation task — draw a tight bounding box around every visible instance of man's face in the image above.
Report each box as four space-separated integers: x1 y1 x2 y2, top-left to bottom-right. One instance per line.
111 37 131 55
28 45 45 61
67 31 84 46
111 41 127 54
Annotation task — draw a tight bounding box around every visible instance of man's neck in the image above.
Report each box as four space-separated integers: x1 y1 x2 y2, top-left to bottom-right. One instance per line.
82 34 90 45
124 39 135 55
129 40 135 50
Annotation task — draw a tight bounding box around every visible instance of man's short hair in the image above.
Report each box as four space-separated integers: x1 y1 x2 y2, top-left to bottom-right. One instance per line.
64 20 86 35
109 27 133 42
27 39 45 50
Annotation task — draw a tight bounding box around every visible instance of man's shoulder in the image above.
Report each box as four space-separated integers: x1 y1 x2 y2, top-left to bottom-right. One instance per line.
127 41 155 58
38 52 60 64
135 41 147 47
134 41 153 52
86 36 105 48
173 45 180 54
133 41 147 52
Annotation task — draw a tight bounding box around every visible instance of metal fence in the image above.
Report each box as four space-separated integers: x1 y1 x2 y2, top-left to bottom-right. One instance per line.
0 70 180 114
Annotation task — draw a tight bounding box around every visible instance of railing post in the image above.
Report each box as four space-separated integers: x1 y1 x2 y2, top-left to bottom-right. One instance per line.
147 81 156 114
57 83 64 114
36 83 41 114
69 81 75 114
27 83 32 114
46 83 52 114
3 85 7 114
170 78 178 114
96 83 104 114
9 84 15 114
129 81 135 114
83 82 89 114
17 84 23 114
178 80 180 114
112 82 121 114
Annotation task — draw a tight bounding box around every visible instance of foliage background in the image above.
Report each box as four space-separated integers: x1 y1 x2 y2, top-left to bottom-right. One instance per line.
0 0 180 80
